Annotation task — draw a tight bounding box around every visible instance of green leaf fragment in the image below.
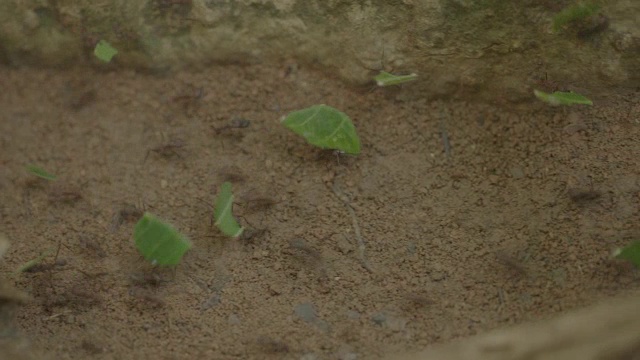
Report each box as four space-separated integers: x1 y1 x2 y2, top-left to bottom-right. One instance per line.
15 249 53 274
214 182 244 238
374 71 418 87
534 89 593 106
94 40 118 63
281 104 361 155
613 241 640 268
552 3 600 33
26 165 56 180
134 213 191 266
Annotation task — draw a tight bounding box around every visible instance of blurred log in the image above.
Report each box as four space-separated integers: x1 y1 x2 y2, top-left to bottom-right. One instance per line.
394 292 640 360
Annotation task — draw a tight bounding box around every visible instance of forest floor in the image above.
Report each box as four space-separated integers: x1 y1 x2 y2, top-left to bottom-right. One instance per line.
0 62 639 359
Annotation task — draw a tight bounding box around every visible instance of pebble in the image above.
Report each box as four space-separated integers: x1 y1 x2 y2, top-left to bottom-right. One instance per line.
346 310 361 320
227 313 241 325
371 312 386 326
294 303 317 323
510 167 524 179
386 316 408 332
336 236 352 254
269 284 283 296
336 345 358 360
407 242 416 254
23 10 40 30
201 293 221 310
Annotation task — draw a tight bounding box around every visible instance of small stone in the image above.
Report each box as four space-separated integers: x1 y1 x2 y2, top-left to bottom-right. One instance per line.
346 310 361 320
563 122 588 135
315 319 331 333
201 293 221 310
336 236 352 254
386 316 408 331
228 313 241 325
294 303 317 323
160 179 168 189
321 172 335 184
23 10 40 30
552 268 567 287
430 271 445 281
510 167 524 179
613 32 634 52
336 345 358 360
371 312 386 326
269 284 283 296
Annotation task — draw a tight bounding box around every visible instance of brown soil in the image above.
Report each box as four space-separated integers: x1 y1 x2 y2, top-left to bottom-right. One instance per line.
0 62 639 359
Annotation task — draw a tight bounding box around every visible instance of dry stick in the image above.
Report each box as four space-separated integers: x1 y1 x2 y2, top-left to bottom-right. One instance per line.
439 107 452 162
330 178 373 273
392 292 640 360
45 238 63 291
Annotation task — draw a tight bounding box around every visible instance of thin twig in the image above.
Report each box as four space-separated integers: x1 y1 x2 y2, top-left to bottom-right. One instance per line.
439 108 452 162
330 178 373 273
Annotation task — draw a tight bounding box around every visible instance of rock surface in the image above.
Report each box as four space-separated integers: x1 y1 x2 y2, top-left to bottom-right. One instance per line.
0 1 638 101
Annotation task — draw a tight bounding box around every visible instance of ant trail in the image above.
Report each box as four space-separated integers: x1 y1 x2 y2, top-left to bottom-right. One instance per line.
402 116 428 148
330 176 373 273
144 138 186 163
53 238 62 264
256 336 290 354
212 118 251 134
495 250 528 277
288 239 328 280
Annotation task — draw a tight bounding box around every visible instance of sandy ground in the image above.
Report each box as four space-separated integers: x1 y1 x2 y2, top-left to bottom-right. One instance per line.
0 62 639 359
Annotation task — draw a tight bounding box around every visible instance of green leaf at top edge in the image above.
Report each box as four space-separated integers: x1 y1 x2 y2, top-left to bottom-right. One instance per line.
552 3 601 33
26 165 56 180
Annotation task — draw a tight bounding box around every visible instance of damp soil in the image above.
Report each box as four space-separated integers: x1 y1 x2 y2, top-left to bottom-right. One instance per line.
0 62 639 359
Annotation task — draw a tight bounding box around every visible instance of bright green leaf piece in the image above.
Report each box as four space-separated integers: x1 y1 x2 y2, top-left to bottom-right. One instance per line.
26 165 56 180
214 182 244 238
15 249 53 274
134 213 191 266
281 104 361 155
94 40 118 63
374 71 418 87
613 241 640 268
534 89 593 106
552 3 600 33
